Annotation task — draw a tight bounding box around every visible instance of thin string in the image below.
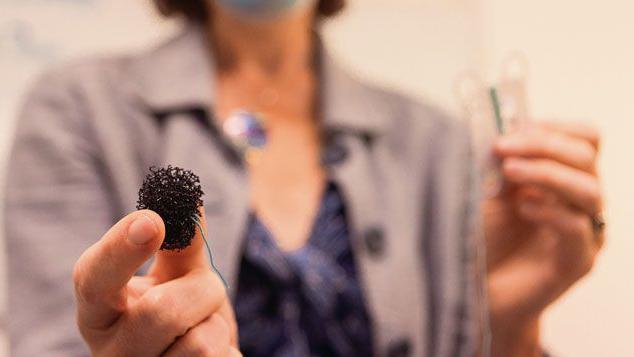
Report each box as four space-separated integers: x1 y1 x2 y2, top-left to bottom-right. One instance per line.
192 215 230 290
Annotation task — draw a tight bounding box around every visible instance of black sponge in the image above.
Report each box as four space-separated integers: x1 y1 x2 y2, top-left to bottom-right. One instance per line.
136 165 204 251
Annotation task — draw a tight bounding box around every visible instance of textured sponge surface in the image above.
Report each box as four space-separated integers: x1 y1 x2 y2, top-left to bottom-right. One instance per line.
136 166 204 250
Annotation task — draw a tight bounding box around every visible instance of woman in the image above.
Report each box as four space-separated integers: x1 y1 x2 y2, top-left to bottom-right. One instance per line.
5 0 604 356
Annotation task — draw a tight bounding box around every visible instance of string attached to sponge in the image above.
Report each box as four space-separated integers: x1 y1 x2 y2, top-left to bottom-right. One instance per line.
136 165 229 289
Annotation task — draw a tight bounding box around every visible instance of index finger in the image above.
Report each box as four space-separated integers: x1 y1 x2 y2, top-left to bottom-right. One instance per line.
540 121 601 149
495 129 597 173
149 206 210 282
73 210 165 330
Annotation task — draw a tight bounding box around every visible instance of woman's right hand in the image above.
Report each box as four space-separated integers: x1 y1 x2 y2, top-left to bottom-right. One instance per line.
72 209 240 356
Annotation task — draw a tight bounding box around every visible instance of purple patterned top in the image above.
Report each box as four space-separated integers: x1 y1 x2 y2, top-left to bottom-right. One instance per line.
234 183 374 356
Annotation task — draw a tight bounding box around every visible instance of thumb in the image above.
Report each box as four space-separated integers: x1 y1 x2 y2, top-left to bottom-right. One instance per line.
74 209 165 329
150 206 209 282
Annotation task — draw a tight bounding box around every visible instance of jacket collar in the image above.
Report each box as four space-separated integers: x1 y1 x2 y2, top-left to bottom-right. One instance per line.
130 23 389 137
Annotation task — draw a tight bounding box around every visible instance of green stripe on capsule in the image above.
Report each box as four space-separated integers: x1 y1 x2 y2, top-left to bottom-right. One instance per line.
489 87 504 134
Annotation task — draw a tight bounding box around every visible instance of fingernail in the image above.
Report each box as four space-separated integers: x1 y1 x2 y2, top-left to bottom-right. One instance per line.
128 214 158 245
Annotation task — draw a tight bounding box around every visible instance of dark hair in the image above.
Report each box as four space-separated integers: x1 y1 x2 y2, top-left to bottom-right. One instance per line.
153 0 346 22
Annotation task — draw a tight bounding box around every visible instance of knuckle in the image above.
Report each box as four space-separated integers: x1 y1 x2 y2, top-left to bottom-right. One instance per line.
588 183 603 213
186 332 212 356
192 330 217 355
208 273 227 295
72 259 97 304
575 144 598 173
185 322 229 357
195 268 215 283
570 247 596 279
516 131 534 146
76 323 93 342
581 141 598 162
136 290 187 336
72 259 85 292
212 314 231 335
580 253 597 276
541 134 559 154
197 270 226 301
556 254 593 281
533 160 554 183
574 212 590 230
568 218 597 277
587 125 601 146
567 213 590 238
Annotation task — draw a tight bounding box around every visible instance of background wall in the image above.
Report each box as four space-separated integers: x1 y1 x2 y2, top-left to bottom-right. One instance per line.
1 0 632 355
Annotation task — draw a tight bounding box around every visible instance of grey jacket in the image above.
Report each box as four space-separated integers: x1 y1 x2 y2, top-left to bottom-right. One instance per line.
5 25 485 356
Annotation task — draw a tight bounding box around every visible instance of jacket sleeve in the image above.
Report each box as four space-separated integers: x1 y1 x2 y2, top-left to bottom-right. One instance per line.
4 69 114 356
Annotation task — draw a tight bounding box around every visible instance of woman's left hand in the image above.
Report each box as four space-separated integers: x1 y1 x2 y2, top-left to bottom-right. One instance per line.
484 121 605 357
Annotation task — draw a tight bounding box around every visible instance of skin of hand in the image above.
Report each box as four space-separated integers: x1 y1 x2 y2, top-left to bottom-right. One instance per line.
484 121 604 357
72 207 241 356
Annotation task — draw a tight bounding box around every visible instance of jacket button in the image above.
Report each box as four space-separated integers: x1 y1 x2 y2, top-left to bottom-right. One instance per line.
386 338 412 357
321 141 348 166
364 227 385 257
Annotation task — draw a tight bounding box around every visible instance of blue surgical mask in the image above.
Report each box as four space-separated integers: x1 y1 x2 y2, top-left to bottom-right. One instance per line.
215 0 314 19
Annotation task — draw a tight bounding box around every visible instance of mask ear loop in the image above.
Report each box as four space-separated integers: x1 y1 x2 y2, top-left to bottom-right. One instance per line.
191 215 230 290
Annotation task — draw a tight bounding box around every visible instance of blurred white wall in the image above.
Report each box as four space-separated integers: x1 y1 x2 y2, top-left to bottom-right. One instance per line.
1 0 632 356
